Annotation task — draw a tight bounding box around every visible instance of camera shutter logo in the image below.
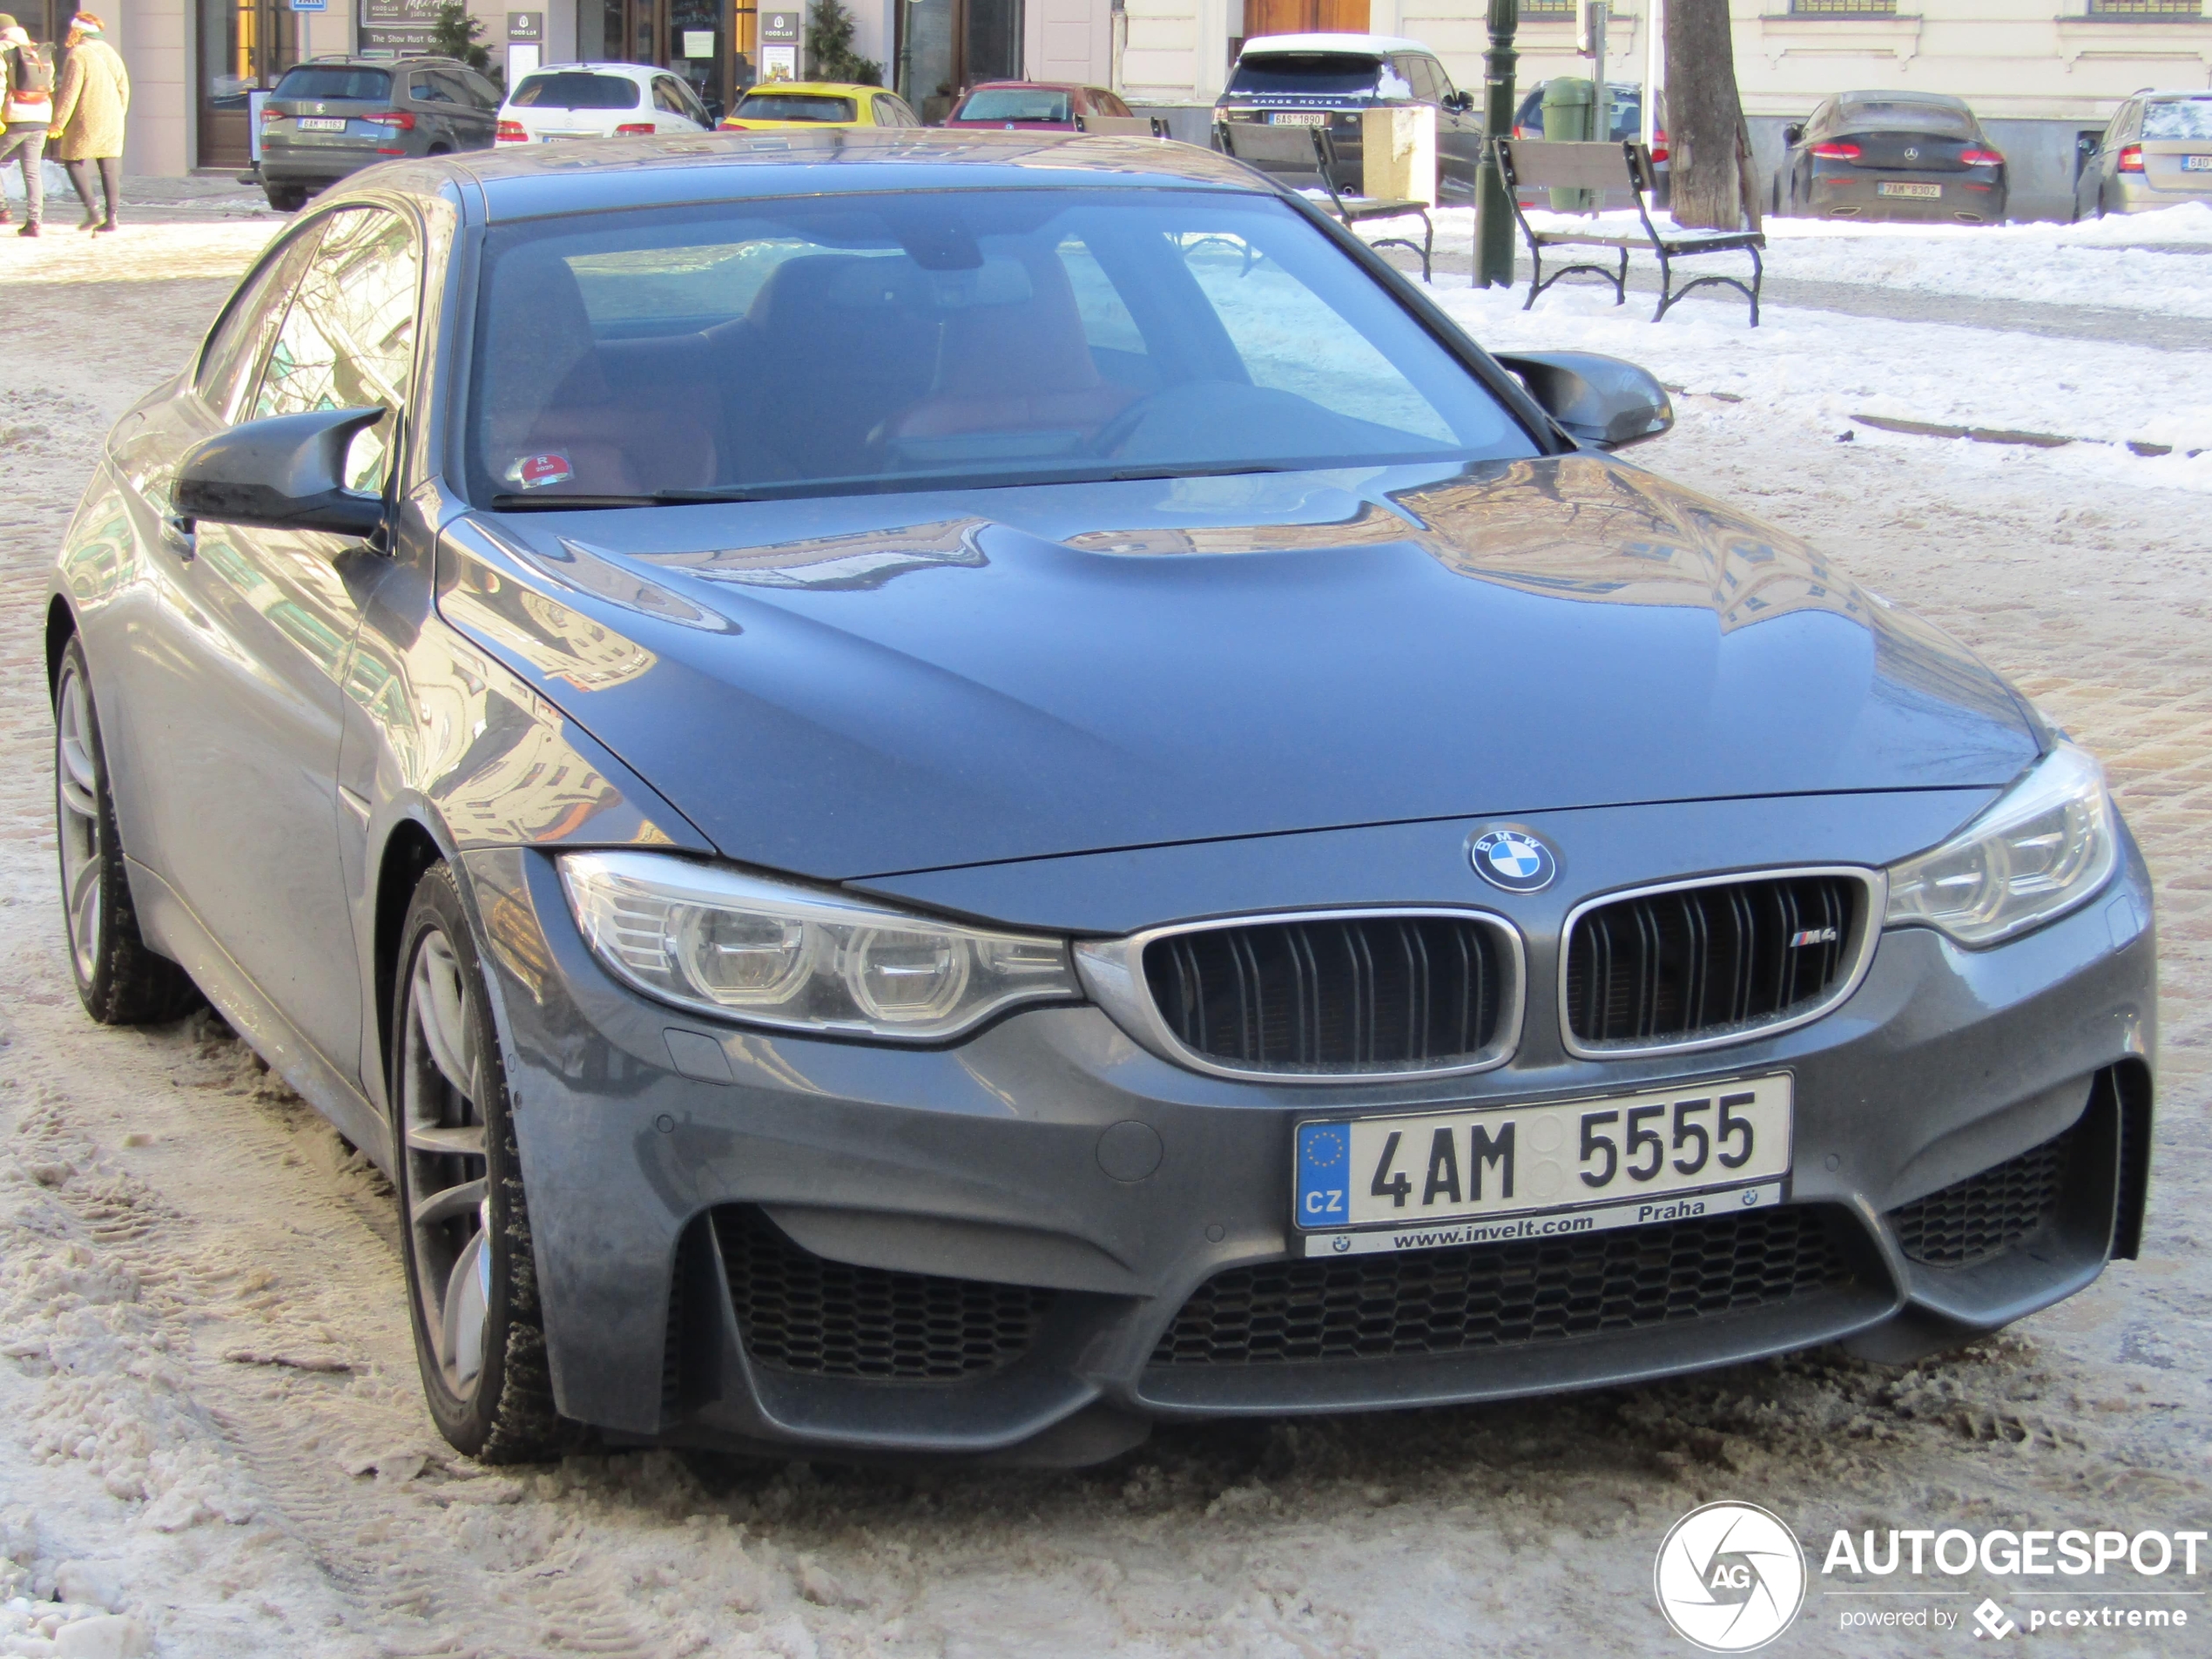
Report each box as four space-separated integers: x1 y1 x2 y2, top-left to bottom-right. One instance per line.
1653 1501 1805 1652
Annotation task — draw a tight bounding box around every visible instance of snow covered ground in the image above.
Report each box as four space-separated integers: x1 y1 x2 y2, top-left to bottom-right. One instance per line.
1 212 2209 1658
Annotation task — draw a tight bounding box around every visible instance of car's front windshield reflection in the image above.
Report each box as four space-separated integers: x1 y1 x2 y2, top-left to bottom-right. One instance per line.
467 188 1537 508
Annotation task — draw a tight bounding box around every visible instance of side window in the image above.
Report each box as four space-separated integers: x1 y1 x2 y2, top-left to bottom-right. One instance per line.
459 68 502 107
1424 58 1456 102
408 75 437 102
679 80 711 125
433 71 477 105
196 228 325 425
251 207 422 495
653 78 687 116
1102 92 1131 117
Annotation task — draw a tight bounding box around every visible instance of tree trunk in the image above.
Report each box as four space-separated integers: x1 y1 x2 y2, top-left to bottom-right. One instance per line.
1664 0 1749 231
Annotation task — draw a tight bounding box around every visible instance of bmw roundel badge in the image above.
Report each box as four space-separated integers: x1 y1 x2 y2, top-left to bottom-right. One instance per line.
1469 827 1559 894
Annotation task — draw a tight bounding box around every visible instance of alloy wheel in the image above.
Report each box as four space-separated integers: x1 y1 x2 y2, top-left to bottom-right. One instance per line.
54 660 105 987
401 928 495 1399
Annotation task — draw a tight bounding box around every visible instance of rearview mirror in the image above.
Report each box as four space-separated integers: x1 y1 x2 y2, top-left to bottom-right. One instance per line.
173 406 389 538
1783 122 1805 146
1446 90 1474 114
1495 351 1674 449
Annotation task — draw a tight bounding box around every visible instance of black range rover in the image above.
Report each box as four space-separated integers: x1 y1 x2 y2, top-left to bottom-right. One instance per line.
1213 32 1486 202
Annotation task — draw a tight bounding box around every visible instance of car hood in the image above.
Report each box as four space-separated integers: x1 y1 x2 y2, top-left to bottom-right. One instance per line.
442 453 2040 882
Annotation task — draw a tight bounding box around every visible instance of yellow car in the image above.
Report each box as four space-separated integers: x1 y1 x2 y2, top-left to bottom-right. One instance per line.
717 83 923 132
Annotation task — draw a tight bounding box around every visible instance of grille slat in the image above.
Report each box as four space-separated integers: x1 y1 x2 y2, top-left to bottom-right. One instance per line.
1887 1121 2077 1268
714 1209 1054 1382
1144 914 1509 1076
1152 1206 1858 1366
1565 873 1862 1049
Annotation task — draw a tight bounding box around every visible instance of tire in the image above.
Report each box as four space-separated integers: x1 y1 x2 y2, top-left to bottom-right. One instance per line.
52 637 201 1025
390 862 577 1463
264 185 307 212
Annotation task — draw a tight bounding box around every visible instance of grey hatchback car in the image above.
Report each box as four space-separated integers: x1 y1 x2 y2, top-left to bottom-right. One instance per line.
257 57 501 212
50 132 2155 1467
2075 91 2212 219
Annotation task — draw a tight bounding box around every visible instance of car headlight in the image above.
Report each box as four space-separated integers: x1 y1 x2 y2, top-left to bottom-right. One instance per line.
1883 741 2119 948
559 850 1082 1039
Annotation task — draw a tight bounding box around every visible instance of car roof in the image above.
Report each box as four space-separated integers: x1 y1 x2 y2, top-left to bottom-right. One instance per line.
961 80 1093 92
1238 33 1431 57
416 127 1263 223
1838 90 1970 108
286 55 463 69
518 61 674 78
738 81 884 96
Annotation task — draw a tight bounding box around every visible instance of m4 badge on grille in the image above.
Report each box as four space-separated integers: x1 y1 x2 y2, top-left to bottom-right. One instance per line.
1790 927 1840 948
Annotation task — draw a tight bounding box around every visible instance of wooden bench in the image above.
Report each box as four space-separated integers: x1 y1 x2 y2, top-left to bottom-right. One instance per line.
1214 119 1433 282
1495 138 1764 326
1074 113 1171 138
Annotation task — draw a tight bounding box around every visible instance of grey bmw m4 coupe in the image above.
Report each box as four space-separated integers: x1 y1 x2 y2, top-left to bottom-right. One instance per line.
49 132 2153 1467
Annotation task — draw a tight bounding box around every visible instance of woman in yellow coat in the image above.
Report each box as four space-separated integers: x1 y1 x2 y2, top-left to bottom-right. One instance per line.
47 10 126 233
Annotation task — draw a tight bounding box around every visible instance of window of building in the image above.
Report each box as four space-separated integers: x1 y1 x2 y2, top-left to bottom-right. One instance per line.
2086 0 2202 13
1788 0 1900 12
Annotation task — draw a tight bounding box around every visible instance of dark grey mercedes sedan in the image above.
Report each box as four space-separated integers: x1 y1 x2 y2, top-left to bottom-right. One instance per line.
48 132 2154 1467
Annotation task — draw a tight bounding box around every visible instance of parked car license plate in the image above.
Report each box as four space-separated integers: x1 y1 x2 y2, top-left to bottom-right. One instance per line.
1877 181 1941 199
1271 111 1325 126
1294 1073 1793 1258
295 118 347 132
2183 155 2212 172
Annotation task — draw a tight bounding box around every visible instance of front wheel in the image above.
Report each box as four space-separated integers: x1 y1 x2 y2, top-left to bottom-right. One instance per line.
52 637 201 1025
391 863 576 1462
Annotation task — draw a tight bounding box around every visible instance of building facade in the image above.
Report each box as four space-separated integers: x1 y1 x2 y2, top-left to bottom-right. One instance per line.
50 0 2209 190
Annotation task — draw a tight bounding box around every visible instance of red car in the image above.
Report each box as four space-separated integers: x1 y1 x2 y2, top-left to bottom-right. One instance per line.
941 81 1133 131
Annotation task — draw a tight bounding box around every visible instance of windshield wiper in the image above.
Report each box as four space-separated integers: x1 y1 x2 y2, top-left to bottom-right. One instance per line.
489 492 678 511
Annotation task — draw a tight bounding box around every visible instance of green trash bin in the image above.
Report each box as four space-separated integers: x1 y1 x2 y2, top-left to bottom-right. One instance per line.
1541 78 1597 212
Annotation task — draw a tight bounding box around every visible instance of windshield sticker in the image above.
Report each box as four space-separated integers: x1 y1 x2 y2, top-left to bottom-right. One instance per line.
507 453 574 489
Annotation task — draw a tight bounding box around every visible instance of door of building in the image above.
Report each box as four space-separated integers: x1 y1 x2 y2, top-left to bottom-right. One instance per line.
1241 0 1367 36
900 0 1023 121
198 0 300 168
599 0 743 120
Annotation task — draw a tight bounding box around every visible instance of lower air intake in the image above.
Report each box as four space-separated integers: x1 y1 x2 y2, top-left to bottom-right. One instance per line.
713 1208 1054 1381
1887 1120 2077 1268
1152 1205 1858 1366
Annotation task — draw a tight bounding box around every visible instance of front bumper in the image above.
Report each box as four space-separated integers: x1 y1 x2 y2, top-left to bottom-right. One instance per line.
457 799 2155 1462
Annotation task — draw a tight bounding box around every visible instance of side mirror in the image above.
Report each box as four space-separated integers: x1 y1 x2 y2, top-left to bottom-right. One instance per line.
1783 122 1805 146
173 406 390 538
2077 132 2101 157
1495 350 1674 449
1447 90 1474 113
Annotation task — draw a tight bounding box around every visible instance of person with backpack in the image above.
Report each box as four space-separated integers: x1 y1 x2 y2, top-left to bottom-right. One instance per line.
47 10 125 233
0 15 52 237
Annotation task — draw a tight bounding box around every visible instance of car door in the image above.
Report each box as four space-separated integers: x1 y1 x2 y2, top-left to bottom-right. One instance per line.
126 205 423 1082
1420 55 1482 203
439 68 500 147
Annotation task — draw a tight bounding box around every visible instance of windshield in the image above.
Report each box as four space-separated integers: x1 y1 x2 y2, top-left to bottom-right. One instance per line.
2142 99 2212 140
274 66 391 101
1228 54 1382 96
958 89 1071 122
733 93 858 121
468 189 1536 508
512 71 642 110
1837 100 1974 136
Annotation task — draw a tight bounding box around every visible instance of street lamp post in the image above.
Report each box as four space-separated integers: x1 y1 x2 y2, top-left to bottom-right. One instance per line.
1474 0 1520 288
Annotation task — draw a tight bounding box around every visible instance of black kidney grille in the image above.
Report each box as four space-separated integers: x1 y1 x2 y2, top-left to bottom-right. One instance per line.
1143 914 1507 1072
1888 1121 2075 1268
1151 1206 1855 1366
1565 874 1860 1047
714 1208 1054 1381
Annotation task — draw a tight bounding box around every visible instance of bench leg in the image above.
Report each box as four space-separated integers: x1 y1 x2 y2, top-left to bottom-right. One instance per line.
1747 243 1763 328
1611 246 1627 306
1420 212 1433 284
1523 242 1541 310
1651 246 1674 322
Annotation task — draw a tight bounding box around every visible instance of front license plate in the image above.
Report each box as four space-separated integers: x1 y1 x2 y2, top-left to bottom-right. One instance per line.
2182 155 2212 172
1294 1074 1794 1256
1271 111 1325 126
1878 181 1941 199
295 117 347 132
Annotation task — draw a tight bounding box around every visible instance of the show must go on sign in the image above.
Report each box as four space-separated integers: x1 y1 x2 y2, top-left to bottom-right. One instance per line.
360 0 441 56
